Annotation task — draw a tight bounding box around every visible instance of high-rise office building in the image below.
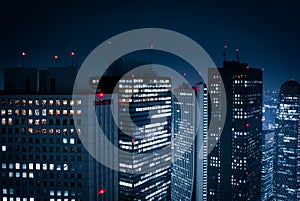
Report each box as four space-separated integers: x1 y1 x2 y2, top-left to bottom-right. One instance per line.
207 60 263 200
273 80 300 200
171 82 208 201
0 67 118 201
117 73 172 200
261 130 274 201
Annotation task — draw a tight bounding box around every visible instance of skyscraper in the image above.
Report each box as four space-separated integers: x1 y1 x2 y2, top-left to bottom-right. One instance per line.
171 82 208 201
273 80 300 200
117 72 172 200
207 60 263 200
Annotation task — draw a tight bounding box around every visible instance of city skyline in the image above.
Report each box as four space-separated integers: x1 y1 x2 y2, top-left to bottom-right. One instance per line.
0 1 300 90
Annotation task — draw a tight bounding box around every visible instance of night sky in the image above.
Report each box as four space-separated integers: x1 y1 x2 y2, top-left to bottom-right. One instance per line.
0 0 299 90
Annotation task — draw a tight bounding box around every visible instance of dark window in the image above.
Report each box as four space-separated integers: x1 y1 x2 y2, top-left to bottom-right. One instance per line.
50 78 56 93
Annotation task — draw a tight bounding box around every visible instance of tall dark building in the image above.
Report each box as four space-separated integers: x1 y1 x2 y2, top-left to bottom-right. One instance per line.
207 61 263 200
273 80 300 200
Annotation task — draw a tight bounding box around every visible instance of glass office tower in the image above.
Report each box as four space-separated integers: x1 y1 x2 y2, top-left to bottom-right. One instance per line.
273 80 300 200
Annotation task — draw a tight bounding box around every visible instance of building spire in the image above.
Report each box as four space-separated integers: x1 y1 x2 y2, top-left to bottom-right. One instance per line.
235 48 240 62
223 45 227 62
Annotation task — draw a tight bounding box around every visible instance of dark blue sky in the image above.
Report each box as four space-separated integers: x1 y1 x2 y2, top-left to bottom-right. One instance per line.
0 0 299 90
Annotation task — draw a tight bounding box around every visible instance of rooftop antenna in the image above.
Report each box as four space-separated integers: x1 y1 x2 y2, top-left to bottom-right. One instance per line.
150 44 154 64
21 51 26 68
54 55 59 67
70 51 75 67
235 48 240 62
223 45 227 62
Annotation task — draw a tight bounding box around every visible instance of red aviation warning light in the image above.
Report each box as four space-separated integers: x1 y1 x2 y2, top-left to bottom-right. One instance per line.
97 188 106 195
70 51 75 57
54 55 59 60
96 92 105 98
21 52 26 56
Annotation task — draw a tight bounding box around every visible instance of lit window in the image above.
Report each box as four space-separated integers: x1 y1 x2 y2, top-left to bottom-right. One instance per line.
42 129 47 134
28 109 32 116
63 99 67 105
63 164 68 171
50 164 54 170
56 99 60 106
22 164 26 169
57 190 61 196
49 129 54 134
50 190 54 196
9 172 13 177
15 99 19 106
56 110 60 116
36 163 40 170
56 129 61 134
63 110 68 115
7 118 12 125
28 128 33 134
70 100 74 106
29 163 33 170
16 172 20 178
1 118 5 125
63 128 67 134
70 138 75 144
1 110 5 115
77 110 81 115
22 109 26 116
63 138 68 144
35 99 39 106
35 109 39 116
56 164 61 170
70 110 74 116
42 109 46 116
43 164 47 170
35 119 40 125
15 109 19 116
15 163 20 169
29 198 34 201
2 145 6 152
49 110 54 116
3 188 7 194
28 99 33 106
42 99 46 106
22 172 27 178
22 99 26 106
49 100 53 106
7 110 12 115
64 191 68 196
42 119 46 125
29 172 34 178
28 119 33 125
77 100 82 105
70 128 74 134
2 163 7 169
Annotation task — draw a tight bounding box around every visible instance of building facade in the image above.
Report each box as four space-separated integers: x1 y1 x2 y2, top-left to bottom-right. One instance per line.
261 130 274 201
273 80 300 200
207 61 263 200
0 67 118 201
117 74 172 200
